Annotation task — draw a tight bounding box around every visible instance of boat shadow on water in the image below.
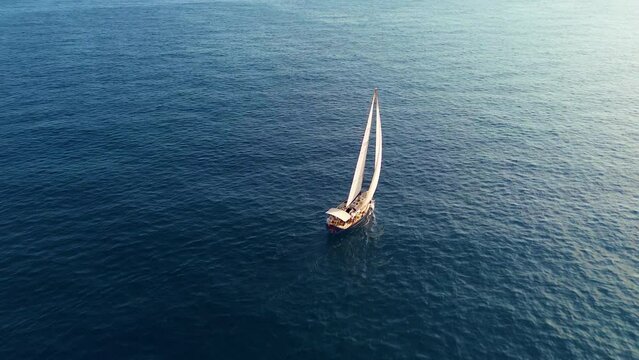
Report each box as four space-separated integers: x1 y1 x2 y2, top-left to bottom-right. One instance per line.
326 210 383 246
324 211 385 275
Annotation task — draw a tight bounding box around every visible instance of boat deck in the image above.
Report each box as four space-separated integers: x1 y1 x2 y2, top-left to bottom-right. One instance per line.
327 192 371 229
337 191 368 212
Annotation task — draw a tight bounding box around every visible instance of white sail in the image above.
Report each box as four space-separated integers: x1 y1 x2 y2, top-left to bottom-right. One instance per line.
346 91 376 206
364 91 382 204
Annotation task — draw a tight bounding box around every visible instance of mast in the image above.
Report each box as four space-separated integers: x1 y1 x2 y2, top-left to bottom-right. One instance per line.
346 90 376 206
364 89 382 205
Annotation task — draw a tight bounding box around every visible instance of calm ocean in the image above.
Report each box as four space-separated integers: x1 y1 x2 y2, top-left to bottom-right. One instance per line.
1 0 638 358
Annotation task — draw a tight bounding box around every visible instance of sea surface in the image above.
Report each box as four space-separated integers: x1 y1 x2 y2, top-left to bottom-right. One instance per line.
1 0 638 358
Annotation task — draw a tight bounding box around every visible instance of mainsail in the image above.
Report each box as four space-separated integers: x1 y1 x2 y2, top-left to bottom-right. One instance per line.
346 91 377 206
364 92 382 204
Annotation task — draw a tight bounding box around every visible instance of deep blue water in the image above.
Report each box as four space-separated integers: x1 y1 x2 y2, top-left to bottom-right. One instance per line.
1 0 638 358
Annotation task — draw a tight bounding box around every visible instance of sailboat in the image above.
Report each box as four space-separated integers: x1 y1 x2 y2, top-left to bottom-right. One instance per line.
326 88 382 233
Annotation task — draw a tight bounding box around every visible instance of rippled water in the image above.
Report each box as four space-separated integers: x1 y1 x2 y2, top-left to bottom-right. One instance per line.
1 0 638 358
